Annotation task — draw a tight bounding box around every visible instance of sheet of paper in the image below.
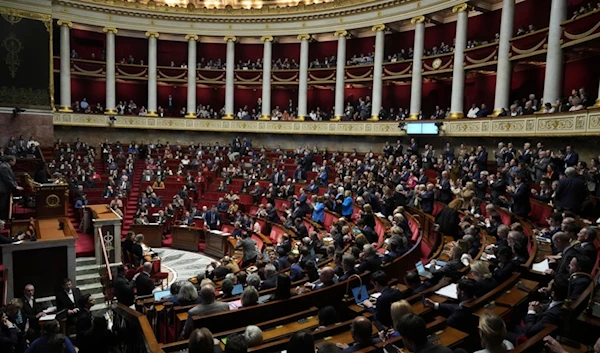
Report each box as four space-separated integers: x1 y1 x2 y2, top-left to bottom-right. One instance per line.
39 314 56 321
532 259 549 273
43 306 56 313
435 283 458 300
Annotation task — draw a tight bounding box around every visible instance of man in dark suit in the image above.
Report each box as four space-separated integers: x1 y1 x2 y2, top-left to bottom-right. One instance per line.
564 146 579 168
167 95 174 115
442 143 455 163
476 145 489 171
293 166 306 183
408 138 419 156
293 218 309 239
134 262 155 296
508 174 531 218
438 171 452 204
260 264 278 290
403 271 433 298
555 167 588 214
431 247 464 282
272 169 285 187
337 316 382 353
357 219 378 244
339 254 358 281
76 294 95 345
361 271 403 328
357 245 382 274
396 314 453 353
21 284 46 336
113 265 135 307
0 155 24 220
548 232 579 278
420 184 435 215
575 227 598 260
565 254 593 300
489 173 507 205
266 204 280 224
425 278 476 333
56 278 83 321
205 205 221 230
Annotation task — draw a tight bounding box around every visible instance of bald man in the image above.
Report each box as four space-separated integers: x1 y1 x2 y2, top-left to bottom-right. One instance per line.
336 316 380 352
302 266 337 292
181 284 229 339
134 262 155 297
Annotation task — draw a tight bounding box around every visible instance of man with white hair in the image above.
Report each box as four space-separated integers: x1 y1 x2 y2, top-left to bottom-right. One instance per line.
260 264 278 290
555 167 588 214
244 325 263 347
357 244 382 273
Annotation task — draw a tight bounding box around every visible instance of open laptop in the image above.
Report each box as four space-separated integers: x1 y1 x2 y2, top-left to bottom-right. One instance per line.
232 283 244 296
415 261 433 279
154 290 171 301
352 284 370 307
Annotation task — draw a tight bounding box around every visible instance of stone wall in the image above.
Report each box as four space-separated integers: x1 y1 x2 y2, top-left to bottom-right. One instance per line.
0 110 54 147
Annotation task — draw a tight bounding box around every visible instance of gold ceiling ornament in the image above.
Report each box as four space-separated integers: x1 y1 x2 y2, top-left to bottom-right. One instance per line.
333 29 348 37
297 34 311 41
224 36 237 42
261 35 274 42
371 24 386 32
410 15 426 24
0 8 51 23
451 3 470 13
103 27 119 34
2 14 22 25
145 31 160 38
57 20 73 28
3 33 23 78
185 34 198 41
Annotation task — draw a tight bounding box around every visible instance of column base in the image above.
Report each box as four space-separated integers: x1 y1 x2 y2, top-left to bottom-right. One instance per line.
146 111 158 117
222 114 234 120
58 106 73 112
490 109 503 117
259 115 271 120
104 109 117 115
448 112 464 119
407 114 419 120
594 98 600 108
184 113 197 119
368 115 379 121
295 116 305 121
330 116 342 121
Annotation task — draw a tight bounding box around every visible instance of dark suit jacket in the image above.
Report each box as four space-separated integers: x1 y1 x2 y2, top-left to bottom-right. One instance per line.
510 183 531 217
260 276 277 290
439 179 452 203
339 268 358 281
414 342 454 353
477 151 489 170
56 288 83 312
435 208 460 239
135 272 155 296
475 277 498 298
374 287 403 327
564 152 579 167
569 275 591 300
21 297 44 327
431 259 462 282
437 302 474 333
555 177 588 213
525 302 562 337
0 162 18 193
76 309 93 344
357 255 382 274
492 260 517 283
576 242 597 261
420 191 434 215
555 246 579 278
113 275 135 307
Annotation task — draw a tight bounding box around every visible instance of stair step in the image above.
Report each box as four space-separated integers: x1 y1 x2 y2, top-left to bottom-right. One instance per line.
75 257 96 267
76 273 102 286
79 282 104 295
76 263 101 276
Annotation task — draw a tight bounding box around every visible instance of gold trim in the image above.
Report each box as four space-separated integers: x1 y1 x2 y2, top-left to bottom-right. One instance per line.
594 98 600 108
185 34 198 41
57 20 73 28
452 3 469 13
369 115 379 121
222 114 234 119
185 112 197 118
346 68 373 79
333 30 348 37
465 49 498 64
117 67 147 77
371 24 386 32
407 114 419 120
224 36 237 42
448 112 463 119
330 116 342 121
102 27 118 34
564 21 600 40
58 106 73 112
104 109 117 115
296 116 305 121
491 109 503 117
0 8 51 22
146 111 158 117
383 63 412 77
145 31 160 38
261 35 274 42
411 16 426 24
297 34 311 41
511 36 547 55
259 115 271 120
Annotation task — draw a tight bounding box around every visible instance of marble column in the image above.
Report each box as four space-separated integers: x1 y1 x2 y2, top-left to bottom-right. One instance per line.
260 36 273 120
332 30 348 121
542 0 567 108
449 4 469 119
185 34 198 118
492 0 515 116
370 25 385 121
103 27 118 115
408 16 425 120
57 20 73 112
145 31 159 117
223 36 236 119
296 34 310 121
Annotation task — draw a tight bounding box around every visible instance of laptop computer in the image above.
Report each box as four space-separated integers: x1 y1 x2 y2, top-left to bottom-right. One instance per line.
415 261 433 279
352 284 370 306
232 283 244 296
154 290 171 301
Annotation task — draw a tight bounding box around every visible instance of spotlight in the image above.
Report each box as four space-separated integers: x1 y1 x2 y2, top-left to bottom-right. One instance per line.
398 122 407 131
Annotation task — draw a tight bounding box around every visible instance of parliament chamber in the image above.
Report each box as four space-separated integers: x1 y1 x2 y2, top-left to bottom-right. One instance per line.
2 0 600 352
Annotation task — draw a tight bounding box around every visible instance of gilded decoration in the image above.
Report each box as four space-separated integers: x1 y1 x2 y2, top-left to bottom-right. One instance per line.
2 32 23 78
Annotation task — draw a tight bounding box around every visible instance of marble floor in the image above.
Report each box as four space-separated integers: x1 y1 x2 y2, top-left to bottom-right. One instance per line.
154 248 214 286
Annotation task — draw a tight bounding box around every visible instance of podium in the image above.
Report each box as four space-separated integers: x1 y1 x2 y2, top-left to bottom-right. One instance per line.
171 226 204 252
130 224 164 248
84 205 123 266
205 230 231 258
34 184 69 219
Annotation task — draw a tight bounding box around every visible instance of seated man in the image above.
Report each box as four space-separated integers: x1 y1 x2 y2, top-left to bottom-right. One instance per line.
402 271 432 298
357 244 382 274
396 314 453 353
575 227 598 260
539 254 593 301
339 254 358 281
336 316 381 353
134 262 155 297
430 246 464 282
361 271 403 328
181 284 230 339
299 266 337 293
425 278 477 333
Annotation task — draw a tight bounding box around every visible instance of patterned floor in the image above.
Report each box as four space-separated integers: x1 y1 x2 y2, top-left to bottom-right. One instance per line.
154 248 214 286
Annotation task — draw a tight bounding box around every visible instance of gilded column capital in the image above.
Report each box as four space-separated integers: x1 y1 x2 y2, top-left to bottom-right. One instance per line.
371 24 386 32
102 27 118 34
185 34 199 41
333 30 348 37
57 20 72 28
410 16 426 24
297 34 311 41
145 31 160 39
224 36 237 42
261 35 274 42
452 3 471 13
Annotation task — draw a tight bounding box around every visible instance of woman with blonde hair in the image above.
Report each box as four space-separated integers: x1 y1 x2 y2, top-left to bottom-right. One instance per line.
380 300 414 341
470 260 498 298
475 313 514 353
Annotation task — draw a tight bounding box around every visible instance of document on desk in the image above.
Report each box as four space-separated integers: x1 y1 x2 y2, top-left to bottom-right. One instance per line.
532 259 549 273
39 314 56 321
435 283 458 300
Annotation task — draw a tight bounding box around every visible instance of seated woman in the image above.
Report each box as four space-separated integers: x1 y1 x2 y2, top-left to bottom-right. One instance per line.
152 177 165 189
240 286 259 308
380 300 414 341
268 274 295 302
475 313 514 353
314 306 337 331
471 260 498 298
172 282 202 306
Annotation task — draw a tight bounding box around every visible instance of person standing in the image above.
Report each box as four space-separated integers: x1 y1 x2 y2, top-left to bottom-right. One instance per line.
0 156 24 221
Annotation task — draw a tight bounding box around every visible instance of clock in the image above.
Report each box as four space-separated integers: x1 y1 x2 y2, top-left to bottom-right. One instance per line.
432 58 442 69
46 194 61 208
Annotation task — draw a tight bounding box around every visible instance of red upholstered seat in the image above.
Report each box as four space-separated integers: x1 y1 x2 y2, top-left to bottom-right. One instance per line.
303 220 314 234
256 219 266 233
252 234 265 252
432 202 444 217
221 224 235 234
324 211 337 229
249 205 259 216
269 226 286 243
528 199 551 227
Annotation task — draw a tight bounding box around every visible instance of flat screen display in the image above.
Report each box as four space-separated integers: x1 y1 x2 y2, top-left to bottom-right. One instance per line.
406 123 439 135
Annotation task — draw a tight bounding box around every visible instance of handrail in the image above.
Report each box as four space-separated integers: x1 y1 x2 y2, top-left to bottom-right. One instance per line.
98 228 113 283
2 268 8 307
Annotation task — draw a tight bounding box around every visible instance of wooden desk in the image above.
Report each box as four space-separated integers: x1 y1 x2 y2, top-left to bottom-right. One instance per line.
131 224 164 248
205 230 230 258
495 287 530 307
171 226 204 252
414 294 448 315
262 316 318 341
474 303 510 318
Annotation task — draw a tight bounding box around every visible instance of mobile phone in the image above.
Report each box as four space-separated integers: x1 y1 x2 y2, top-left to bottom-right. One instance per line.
421 294 427 306
374 321 385 331
384 343 400 353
